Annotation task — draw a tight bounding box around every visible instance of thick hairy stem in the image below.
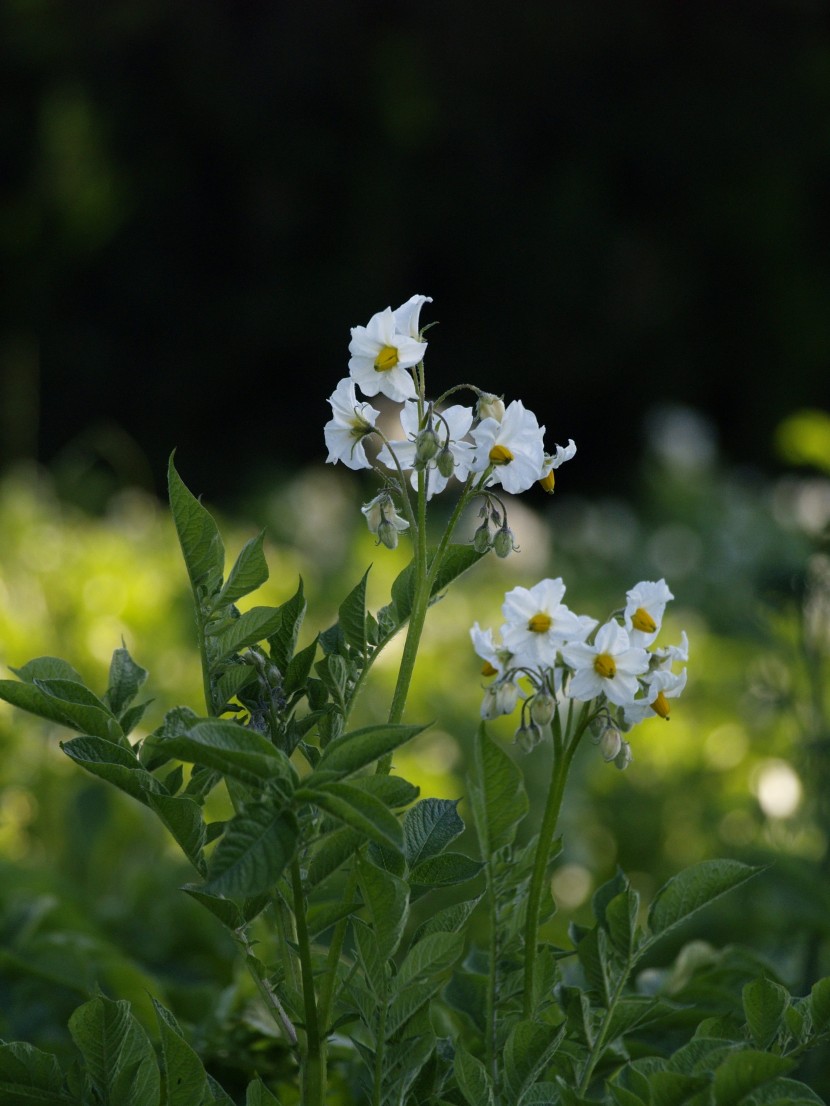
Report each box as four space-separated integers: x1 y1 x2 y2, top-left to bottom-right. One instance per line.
291 859 325 1106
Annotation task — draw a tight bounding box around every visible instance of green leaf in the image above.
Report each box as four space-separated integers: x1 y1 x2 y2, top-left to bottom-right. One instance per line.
245 1076 282 1105
148 793 207 872
444 970 488 1031
403 798 465 867
357 855 409 960
168 454 225 594
743 977 789 1049
297 781 404 852
306 826 363 888
61 736 165 804
468 723 528 858
454 1043 494 1106
520 1085 565 1106
312 722 426 780
105 646 149 717
217 532 269 607
395 931 464 990
809 976 830 1030
213 606 291 662
349 774 420 809
10 655 84 684
711 1049 794 1105
68 995 160 1106
338 569 370 654
385 977 444 1037
353 918 387 998
412 895 482 944
306 899 360 938
647 860 761 943
503 1020 564 1099
284 638 318 697
605 887 641 957
0 1042 70 1105
213 662 258 709
387 544 485 631
203 802 297 897
182 887 243 931
267 579 307 673
152 999 210 1106
155 719 295 791
409 852 484 889
648 1070 711 1106
35 679 123 741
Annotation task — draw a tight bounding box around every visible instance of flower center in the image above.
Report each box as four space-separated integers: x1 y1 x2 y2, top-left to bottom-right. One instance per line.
593 653 617 679
489 444 514 465
481 660 498 677
374 345 399 372
527 613 552 633
631 606 657 634
651 690 670 719
539 470 555 494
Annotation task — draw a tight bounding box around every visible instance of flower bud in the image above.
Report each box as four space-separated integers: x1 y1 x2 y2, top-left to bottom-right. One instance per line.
599 725 623 762
415 427 440 465
480 686 500 720
477 393 506 423
493 525 515 559
377 518 400 550
614 740 633 771
529 691 555 727
473 522 491 553
436 447 455 479
495 681 520 715
514 720 543 753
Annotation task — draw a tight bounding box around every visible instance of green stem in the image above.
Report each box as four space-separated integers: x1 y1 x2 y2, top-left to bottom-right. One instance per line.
485 852 499 1091
372 992 389 1106
522 703 592 1018
317 867 358 1034
291 858 325 1106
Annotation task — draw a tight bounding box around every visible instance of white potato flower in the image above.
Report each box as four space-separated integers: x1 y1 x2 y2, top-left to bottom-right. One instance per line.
392 294 433 339
500 577 589 668
324 378 380 470
622 667 687 725
624 579 675 647
361 492 409 549
561 621 649 707
469 399 546 494
539 439 577 494
348 301 428 403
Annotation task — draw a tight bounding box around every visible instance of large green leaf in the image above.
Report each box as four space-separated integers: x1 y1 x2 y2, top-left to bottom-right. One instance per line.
267 579 307 673
245 1077 282 1105
503 1020 564 1100
35 679 123 741
0 1042 71 1105
385 544 485 631
454 1043 494 1106
395 931 464 990
105 646 149 717
213 606 291 661
155 719 295 790
306 826 363 888
742 977 789 1050
202 801 297 897
152 999 211 1106
168 454 225 594
311 722 425 780
468 723 528 858
357 855 409 960
68 995 160 1106
61 736 165 804
409 852 483 889
148 793 207 872
9 656 84 684
338 569 370 655
711 1049 794 1105
647 860 762 943
216 532 269 607
296 781 404 852
403 798 464 867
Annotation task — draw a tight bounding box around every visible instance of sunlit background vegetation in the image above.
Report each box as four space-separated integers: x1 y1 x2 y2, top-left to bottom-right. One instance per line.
2 405 830 1096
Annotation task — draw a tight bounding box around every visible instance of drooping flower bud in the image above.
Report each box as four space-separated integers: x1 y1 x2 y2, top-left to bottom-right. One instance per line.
599 725 623 762
493 525 515 559
377 518 400 550
614 740 633 771
414 427 440 466
477 393 506 423
529 691 555 727
514 720 543 753
473 521 492 553
436 447 455 479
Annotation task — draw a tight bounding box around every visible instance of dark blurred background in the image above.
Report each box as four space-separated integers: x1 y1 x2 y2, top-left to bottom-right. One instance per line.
2 0 830 508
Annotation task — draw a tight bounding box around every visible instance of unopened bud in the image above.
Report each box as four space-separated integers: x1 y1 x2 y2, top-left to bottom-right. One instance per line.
415 427 440 465
493 525 515 559
514 720 543 753
377 518 399 550
599 725 623 762
495 681 520 715
478 393 506 423
529 691 555 727
614 740 633 771
436 447 455 479
473 522 491 553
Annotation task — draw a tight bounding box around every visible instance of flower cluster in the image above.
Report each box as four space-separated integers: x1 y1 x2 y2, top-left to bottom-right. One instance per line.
324 296 576 545
471 576 688 766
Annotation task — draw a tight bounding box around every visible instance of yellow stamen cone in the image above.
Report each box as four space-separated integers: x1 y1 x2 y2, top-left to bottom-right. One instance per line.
651 691 671 719
374 345 399 372
527 613 552 633
489 444 514 465
593 653 617 679
631 607 657 634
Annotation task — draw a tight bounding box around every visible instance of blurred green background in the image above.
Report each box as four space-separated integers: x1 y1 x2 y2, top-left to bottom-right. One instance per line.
3 0 830 1098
